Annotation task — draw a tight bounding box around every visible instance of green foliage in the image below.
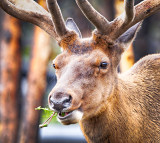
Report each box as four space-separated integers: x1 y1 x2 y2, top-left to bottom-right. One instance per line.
35 106 54 117
39 123 48 128
35 106 58 128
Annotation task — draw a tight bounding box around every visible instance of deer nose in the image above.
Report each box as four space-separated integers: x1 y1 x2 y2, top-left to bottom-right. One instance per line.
49 93 72 112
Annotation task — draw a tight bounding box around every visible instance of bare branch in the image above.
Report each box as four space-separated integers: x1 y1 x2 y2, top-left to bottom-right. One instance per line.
76 0 110 34
0 0 59 40
110 0 160 39
47 0 69 37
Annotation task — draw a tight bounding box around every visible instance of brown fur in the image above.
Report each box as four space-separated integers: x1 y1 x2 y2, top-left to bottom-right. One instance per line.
80 54 160 143
49 32 160 143
0 0 159 142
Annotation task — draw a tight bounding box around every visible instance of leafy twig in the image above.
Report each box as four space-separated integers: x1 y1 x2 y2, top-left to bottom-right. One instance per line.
35 106 57 128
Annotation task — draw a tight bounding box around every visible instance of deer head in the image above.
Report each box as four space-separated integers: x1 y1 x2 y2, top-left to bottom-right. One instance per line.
48 20 143 125
1 0 159 125
45 0 159 125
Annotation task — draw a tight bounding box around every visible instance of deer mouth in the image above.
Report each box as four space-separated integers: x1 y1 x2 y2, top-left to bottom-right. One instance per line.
57 109 83 125
58 111 73 120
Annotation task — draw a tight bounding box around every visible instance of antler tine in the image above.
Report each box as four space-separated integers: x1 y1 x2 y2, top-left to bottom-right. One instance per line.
0 0 59 40
47 0 69 37
124 0 135 24
109 0 135 39
76 0 110 34
110 0 160 40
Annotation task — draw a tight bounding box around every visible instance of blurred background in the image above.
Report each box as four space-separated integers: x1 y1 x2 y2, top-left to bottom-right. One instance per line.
0 0 159 143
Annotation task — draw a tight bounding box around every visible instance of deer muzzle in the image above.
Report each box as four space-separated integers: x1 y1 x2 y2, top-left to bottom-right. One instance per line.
49 91 83 125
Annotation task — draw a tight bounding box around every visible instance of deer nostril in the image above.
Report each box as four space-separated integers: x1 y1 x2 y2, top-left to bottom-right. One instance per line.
49 94 72 112
49 96 54 108
63 95 72 107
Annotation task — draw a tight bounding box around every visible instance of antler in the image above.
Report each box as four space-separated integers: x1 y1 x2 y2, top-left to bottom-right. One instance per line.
47 0 70 37
110 0 160 39
76 0 110 34
76 0 160 39
0 0 60 40
0 0 72 41
1 0 160 41
124 0 135 24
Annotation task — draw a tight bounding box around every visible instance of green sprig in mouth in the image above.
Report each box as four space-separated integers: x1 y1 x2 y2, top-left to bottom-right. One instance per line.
35 106 57 128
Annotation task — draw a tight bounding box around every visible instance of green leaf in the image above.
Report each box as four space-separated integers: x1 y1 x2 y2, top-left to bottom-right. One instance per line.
39 123 48 128
35 106 52 112
61 112 66 117
35 106 58 128
35 106 54 116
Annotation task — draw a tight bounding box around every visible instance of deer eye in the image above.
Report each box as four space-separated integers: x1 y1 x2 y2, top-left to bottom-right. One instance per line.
99 62 108 69
53 63 56 69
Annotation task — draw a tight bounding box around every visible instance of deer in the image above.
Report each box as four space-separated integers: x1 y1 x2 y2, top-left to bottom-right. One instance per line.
0 0 160 142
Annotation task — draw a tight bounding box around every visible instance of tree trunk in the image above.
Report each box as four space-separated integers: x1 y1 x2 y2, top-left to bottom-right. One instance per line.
115 0 135 72
0 8 4 140
19 0 51 143
0 13 21 143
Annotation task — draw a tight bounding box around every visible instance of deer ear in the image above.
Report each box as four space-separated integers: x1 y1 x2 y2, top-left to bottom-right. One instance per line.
66 18 82 38
117 22 142 50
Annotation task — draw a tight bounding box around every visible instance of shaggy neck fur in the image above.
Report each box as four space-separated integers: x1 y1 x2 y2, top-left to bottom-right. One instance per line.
80 77 131 143
80 54 160 143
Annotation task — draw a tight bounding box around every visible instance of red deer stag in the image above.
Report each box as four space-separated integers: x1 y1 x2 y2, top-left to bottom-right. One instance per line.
0 0 160 142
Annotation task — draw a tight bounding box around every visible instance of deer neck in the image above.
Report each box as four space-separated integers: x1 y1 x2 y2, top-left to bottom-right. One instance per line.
79 76 137 143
